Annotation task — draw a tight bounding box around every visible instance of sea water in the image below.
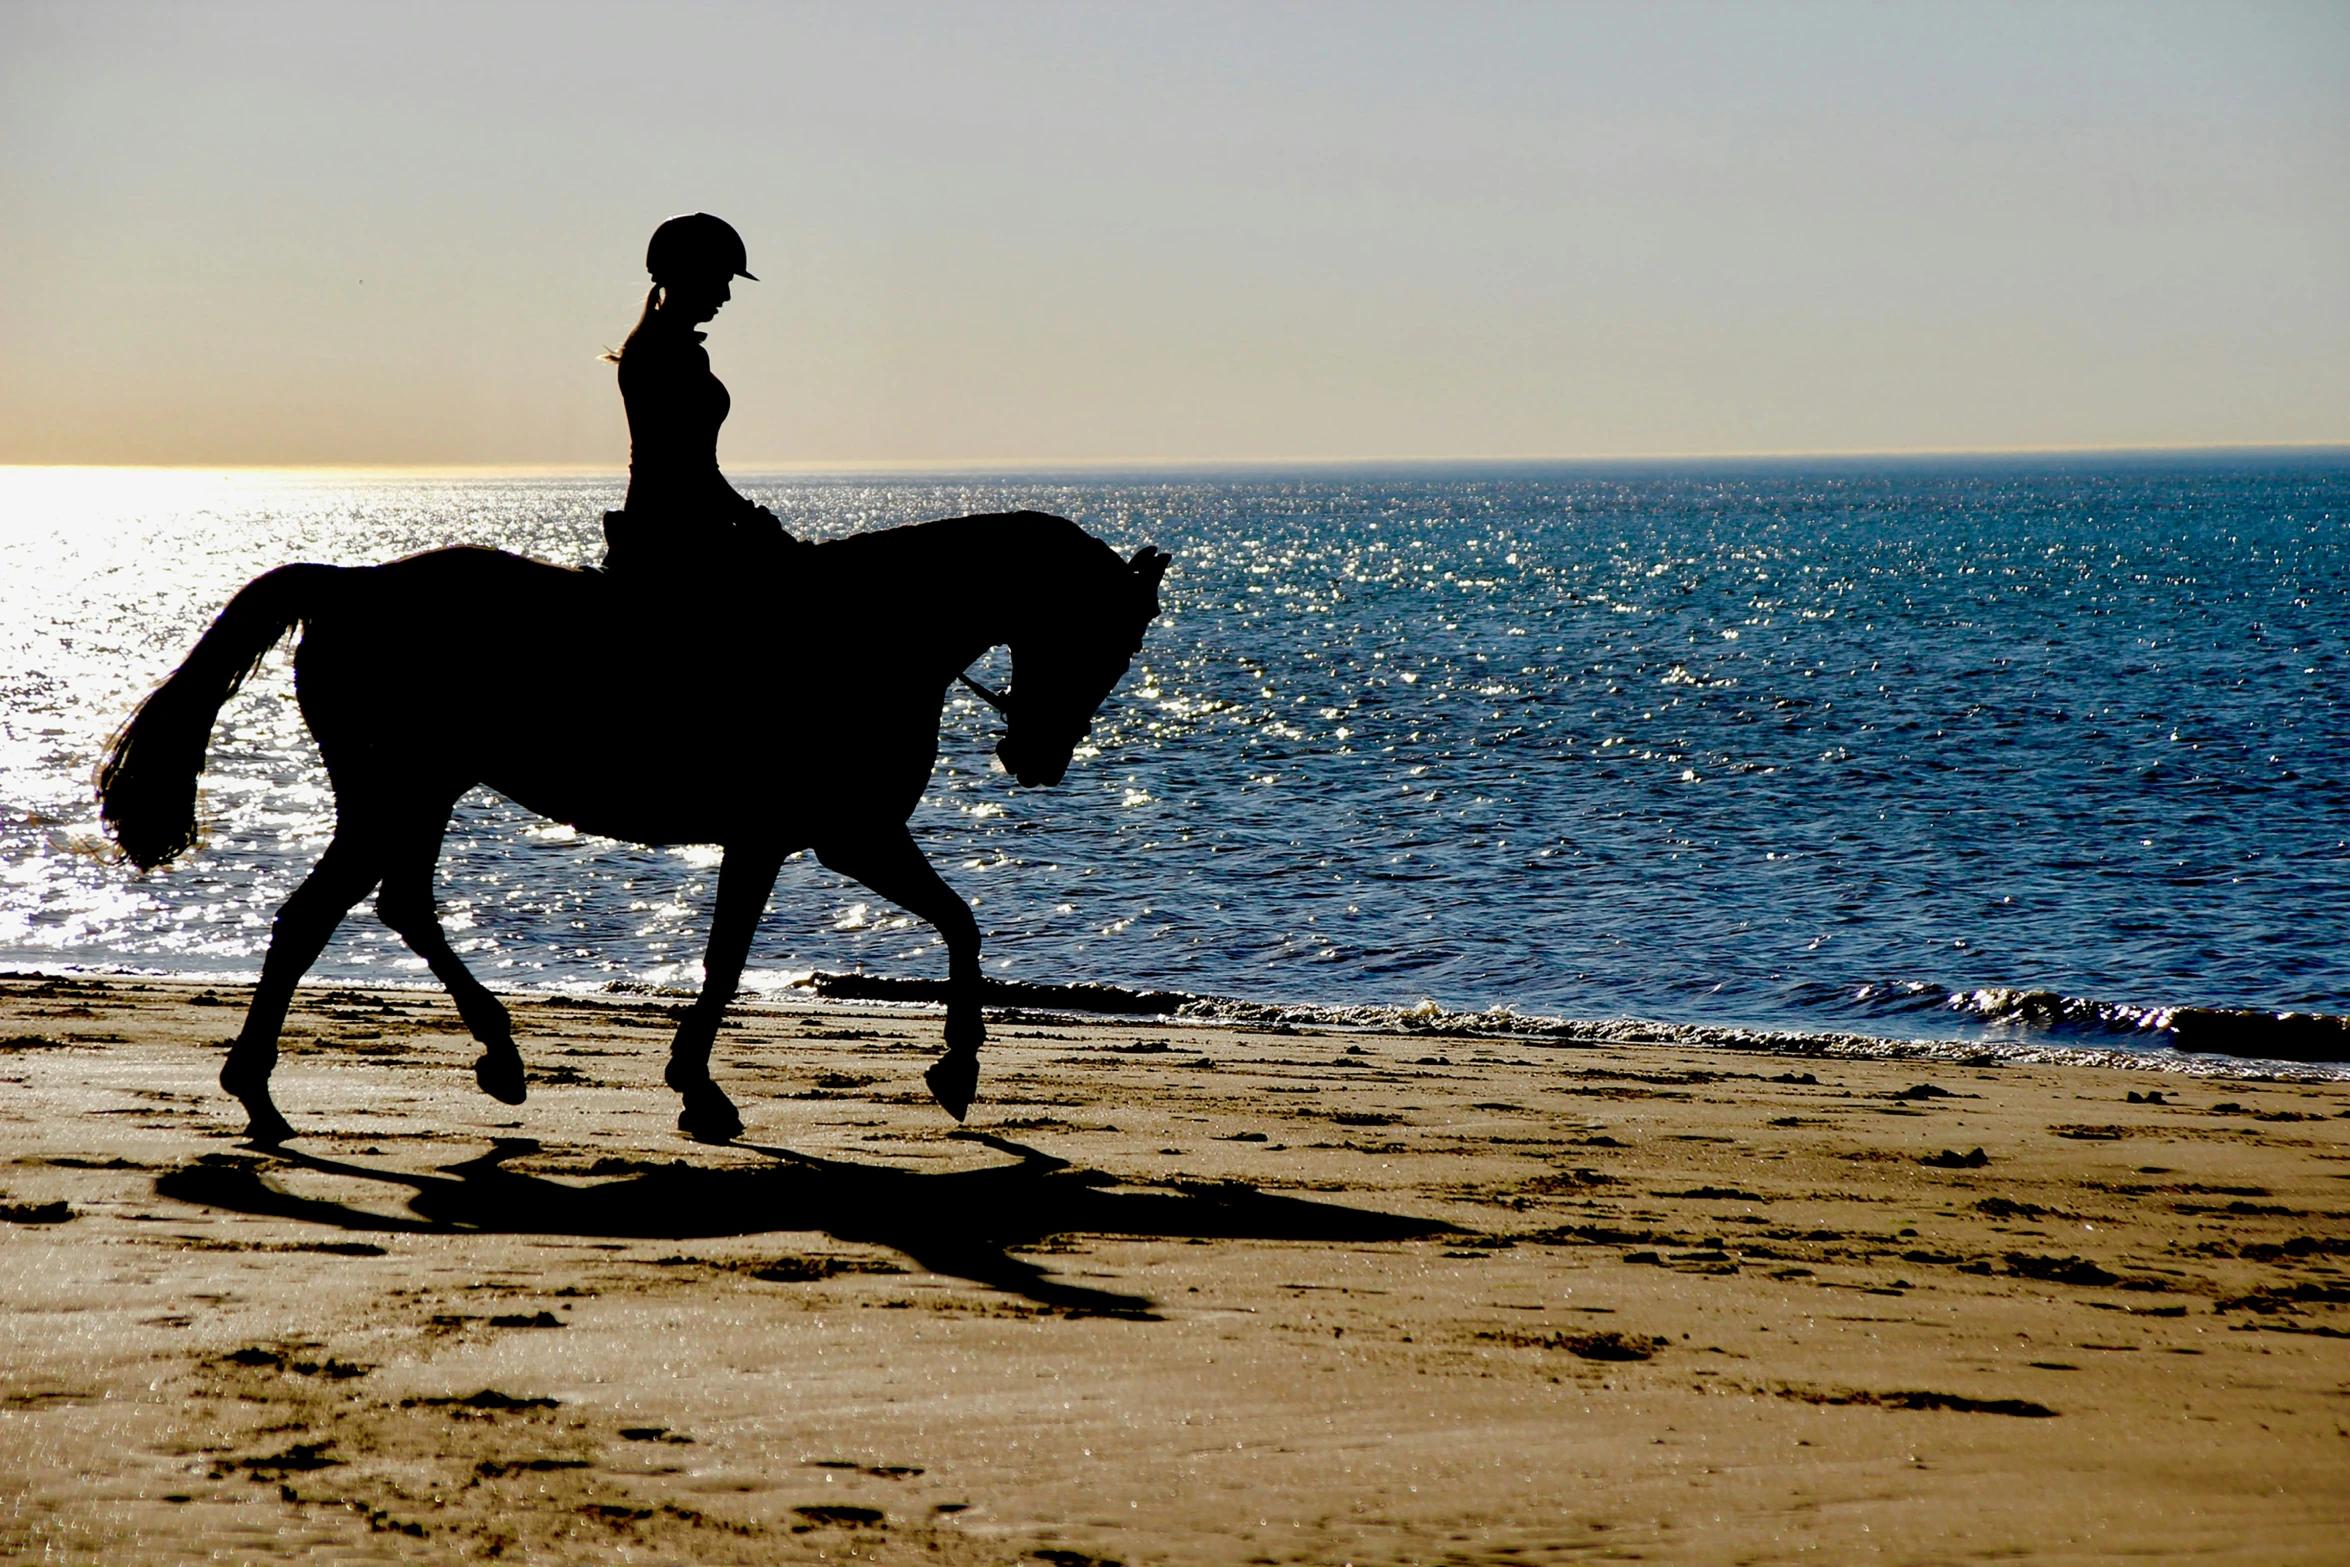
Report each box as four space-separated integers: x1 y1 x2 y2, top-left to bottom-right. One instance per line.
2 459 2345 1064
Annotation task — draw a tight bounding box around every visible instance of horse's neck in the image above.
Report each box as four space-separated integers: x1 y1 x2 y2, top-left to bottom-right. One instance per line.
951 513 1081 636
833 512 1073 677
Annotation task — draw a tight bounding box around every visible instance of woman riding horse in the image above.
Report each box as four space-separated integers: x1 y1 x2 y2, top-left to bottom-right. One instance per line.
602 213 802 578
92 212 1176 1145
99 509 1170 1145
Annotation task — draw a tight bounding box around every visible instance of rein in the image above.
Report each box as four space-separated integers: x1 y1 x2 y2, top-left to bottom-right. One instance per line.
957 670 1012 715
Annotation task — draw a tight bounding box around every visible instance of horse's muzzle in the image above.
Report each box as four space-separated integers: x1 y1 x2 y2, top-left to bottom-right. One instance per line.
997 734 1071 789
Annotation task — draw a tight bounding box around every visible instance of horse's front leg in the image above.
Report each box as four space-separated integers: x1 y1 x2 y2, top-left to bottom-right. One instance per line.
666 844 783 1144
813 825 983 1120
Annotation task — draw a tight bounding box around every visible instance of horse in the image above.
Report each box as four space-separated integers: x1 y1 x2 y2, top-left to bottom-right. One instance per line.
97 509 1170 1145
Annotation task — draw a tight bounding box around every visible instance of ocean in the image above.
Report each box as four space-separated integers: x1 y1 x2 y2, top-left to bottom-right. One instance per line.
3 458 2345 1068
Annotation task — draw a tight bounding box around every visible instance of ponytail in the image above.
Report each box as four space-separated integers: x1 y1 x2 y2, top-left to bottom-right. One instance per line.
601 283 664 364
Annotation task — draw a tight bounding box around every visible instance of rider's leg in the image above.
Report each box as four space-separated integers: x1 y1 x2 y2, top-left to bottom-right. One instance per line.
374 806 525 1105
813 825 984 1119
666 844 784 1143
225 828 385 1143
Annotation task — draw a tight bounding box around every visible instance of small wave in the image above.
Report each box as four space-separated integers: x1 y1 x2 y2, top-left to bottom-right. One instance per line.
786 971 2346 1079
1807 979 2350 1064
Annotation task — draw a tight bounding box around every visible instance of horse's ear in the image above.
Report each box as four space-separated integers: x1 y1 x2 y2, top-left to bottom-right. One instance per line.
1129 546 1170 587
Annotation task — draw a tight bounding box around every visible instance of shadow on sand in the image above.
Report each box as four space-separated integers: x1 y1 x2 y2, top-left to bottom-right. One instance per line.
155 1135 1456 1316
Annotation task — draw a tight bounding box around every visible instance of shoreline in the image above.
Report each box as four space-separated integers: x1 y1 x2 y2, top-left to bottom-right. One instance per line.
2 973 2345 1563
10 960 2345 1080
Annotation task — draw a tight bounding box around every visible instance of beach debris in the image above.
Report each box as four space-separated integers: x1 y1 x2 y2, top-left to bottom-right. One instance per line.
0 1200 72 1224
792 1503 885 1529
2236 1235 2350 1262
2206 1102 2326 1122
2214 1282 2350 1315
1526 1221 1676 1247
1766 1386 2057 1418
1475 1327 1666 1360
751 1255 908 1283
1920 1147 1989 1168
279 1240 386 1256
227 1442 342 1474
476 1458 591 1478
1517 1168 1616 1194
2003 1253 2121 1286
212 1346 369 1378
399 1389 560 1411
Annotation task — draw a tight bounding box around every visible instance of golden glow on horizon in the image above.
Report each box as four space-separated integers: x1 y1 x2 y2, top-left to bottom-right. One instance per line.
8 438 2350 485
3 4 2344 467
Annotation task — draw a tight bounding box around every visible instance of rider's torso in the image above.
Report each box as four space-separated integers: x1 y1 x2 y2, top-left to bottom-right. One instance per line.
618 328 741 521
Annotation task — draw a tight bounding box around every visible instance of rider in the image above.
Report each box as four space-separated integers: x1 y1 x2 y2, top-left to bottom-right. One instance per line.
601 212 802 576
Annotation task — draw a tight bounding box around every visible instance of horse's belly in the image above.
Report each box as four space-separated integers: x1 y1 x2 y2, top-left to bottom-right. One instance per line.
490 765 751 848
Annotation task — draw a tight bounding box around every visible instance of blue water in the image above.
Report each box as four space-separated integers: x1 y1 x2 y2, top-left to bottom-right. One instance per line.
3 458 2345 1057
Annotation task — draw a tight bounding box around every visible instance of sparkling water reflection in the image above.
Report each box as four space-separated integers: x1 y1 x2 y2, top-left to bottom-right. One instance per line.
3 461 2345 1056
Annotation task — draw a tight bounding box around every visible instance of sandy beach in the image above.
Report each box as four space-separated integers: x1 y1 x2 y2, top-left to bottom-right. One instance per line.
1 973 2344 1565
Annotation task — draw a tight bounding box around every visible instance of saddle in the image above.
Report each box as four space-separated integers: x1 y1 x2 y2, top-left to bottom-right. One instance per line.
600 505 812 581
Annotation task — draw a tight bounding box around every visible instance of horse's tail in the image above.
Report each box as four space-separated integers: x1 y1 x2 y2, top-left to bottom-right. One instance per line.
98 564 342 869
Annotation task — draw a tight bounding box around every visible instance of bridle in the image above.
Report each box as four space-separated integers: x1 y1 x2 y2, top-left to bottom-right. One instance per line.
955 582 1150 722
956 669 1012 715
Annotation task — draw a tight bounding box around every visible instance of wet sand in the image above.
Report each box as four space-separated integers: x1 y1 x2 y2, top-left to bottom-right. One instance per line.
1 973 2344 1565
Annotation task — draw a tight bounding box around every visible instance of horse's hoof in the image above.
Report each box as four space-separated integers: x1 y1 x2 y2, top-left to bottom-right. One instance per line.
677 1089 743 1145
474 1052 528 1106
240 1102 296 1146
925 1048 979 1122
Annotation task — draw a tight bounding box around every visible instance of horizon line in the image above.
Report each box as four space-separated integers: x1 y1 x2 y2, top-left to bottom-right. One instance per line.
4 439 2347 479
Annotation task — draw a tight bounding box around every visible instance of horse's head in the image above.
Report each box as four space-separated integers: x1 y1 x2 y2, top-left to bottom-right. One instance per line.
994 543 1171 788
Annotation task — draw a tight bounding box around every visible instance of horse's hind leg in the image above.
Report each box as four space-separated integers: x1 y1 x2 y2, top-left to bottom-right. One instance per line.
375 810 525 1105
225 830 385 1143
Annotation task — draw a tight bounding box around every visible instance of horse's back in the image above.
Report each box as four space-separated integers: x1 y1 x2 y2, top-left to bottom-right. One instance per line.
291 547 770 834
293 550 612 760
370 546 594 611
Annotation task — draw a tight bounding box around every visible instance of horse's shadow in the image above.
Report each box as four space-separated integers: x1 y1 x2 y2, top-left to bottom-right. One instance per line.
155 1136 1457 1317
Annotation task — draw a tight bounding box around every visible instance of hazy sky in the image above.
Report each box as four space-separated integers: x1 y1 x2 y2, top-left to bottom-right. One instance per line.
4 1 2345 466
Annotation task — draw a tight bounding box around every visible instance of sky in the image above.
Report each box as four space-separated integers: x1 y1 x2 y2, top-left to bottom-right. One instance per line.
2 1 2346 468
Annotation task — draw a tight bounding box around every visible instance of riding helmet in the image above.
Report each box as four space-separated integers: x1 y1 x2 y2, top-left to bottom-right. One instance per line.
646 213 757 283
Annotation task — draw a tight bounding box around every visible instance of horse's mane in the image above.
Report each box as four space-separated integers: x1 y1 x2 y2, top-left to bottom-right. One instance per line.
813 510 1122 591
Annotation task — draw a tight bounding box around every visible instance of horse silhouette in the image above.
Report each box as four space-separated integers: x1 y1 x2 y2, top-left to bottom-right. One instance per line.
98 510 1170 1145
